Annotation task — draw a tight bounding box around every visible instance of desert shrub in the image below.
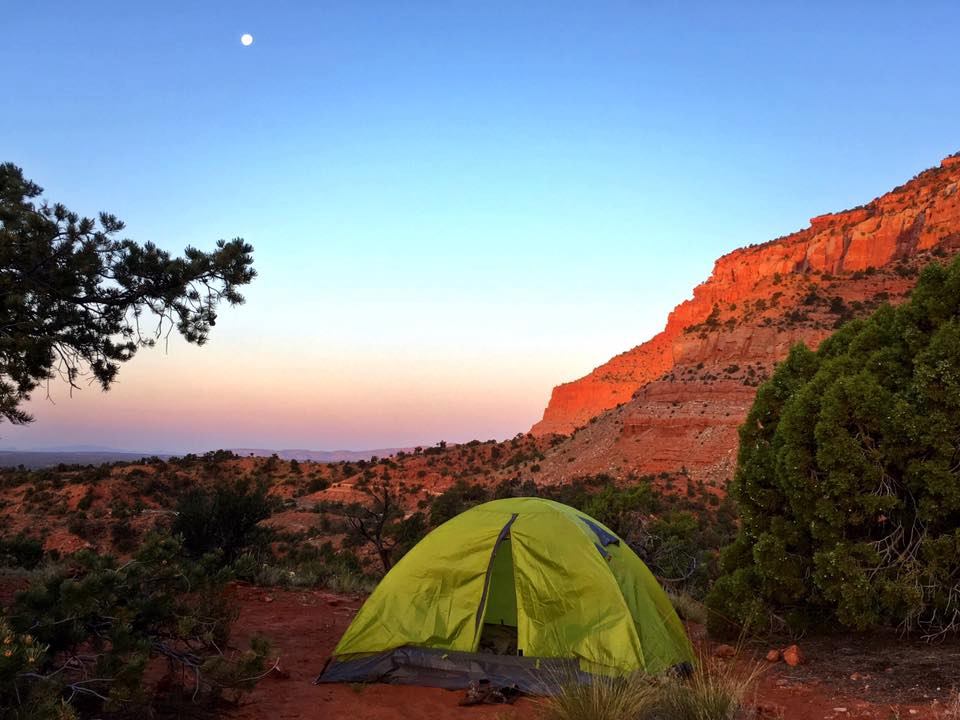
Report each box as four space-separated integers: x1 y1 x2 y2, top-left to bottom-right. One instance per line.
307 476 330 493
428 480 491 526
110 517 137 554
76 487 95 511
0 535 43 570
173 477 276 564
2 534 269 718
709 256 960 638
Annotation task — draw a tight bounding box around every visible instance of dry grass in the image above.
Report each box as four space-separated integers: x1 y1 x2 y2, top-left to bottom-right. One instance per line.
540 674 660 720
540 651 764 720
657 654 765 720
668 591 708 625
939 691 960 719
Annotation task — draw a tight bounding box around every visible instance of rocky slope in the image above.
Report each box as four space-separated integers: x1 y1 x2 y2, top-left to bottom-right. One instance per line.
529 153 960 485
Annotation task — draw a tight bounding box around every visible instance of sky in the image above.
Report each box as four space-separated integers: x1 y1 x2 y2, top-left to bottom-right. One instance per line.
3 1 960 452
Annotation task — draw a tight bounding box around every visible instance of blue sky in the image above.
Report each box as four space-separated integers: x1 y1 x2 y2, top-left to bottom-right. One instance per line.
3 1 959 452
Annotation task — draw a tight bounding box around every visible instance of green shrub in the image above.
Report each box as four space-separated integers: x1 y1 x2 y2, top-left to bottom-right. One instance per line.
709 256 960 637
307 476 330 493
0 535 43 570
3 535 269 718
173 477 275 564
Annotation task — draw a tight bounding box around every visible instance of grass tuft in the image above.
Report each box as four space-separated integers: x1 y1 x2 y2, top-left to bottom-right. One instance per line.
541 675 659 720
657 654 765 720
540 651 764 720
669 591 709 625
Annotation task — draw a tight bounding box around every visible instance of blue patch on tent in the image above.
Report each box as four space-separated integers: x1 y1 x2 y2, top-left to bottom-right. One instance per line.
581 517 620 547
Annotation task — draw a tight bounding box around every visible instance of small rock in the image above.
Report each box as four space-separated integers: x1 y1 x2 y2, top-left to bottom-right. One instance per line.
766 649 781 662
782 644 804 667
832 709 847 713
713 644 736 659
263 595 274 603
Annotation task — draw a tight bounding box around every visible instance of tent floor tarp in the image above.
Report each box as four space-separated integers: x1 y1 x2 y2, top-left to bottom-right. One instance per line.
316 646 593 695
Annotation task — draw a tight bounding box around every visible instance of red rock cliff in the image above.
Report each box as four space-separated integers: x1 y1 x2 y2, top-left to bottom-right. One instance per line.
532 153 960 438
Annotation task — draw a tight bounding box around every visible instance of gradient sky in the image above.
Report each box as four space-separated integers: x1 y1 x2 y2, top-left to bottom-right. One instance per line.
3 1 960 452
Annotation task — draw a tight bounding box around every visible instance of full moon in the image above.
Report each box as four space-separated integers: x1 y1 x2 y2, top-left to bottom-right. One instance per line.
240 33 254 46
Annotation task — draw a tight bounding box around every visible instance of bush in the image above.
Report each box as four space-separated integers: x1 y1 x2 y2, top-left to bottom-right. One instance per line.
709 256 960 637
2 534 269 718
307 476 330 493
0 535 43 569
173 477 275 564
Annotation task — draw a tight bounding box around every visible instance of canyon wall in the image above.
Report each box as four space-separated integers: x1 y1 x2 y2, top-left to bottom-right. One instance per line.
532 153 960 438
529 154 960 486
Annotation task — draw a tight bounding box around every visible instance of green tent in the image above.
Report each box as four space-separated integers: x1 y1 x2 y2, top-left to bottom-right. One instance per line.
318 497 694 692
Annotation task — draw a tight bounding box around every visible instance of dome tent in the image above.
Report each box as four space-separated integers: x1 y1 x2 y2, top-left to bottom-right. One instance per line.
318 497 694 693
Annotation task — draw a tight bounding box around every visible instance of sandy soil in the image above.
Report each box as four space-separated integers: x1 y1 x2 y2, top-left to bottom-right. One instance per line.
227 585 959 720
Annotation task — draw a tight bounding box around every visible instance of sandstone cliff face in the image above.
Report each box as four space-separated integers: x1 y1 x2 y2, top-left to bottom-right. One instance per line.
529 154 960 485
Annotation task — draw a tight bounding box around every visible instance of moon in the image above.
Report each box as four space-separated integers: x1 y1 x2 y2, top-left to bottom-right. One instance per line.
240 33 254 46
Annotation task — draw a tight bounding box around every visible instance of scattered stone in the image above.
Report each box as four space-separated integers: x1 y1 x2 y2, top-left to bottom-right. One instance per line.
782 644 804 666
765 649 781 662
832 709 847 713
713 644 736 659
263 595 274 603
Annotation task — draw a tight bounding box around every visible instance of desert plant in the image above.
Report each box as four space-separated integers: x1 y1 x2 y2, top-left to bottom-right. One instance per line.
541 674 659 720
541 653 762 720
3 534 270 718
669 592 708 625
0 535 43 570
656 654 764 720
173 477 275 564
709 255 960 637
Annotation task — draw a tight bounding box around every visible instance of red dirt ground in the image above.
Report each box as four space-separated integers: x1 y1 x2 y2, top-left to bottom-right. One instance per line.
227 585 959 720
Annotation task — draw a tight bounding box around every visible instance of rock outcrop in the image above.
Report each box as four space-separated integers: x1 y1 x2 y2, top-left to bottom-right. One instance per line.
530 153 960 485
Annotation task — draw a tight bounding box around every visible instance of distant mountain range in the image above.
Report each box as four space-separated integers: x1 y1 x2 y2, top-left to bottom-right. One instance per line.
229 448 411 462
0 450 172 469
0 445 412 470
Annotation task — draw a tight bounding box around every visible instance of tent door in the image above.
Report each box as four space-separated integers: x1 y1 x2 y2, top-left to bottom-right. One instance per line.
473 513 518 649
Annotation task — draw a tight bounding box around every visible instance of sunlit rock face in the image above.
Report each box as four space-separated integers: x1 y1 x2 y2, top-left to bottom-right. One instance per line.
529 154 960 486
